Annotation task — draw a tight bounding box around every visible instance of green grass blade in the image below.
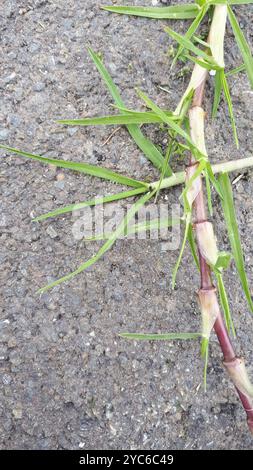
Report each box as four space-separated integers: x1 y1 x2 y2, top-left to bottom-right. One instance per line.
229 1 253 4
212 70 223 119
210 1 253 4
187 223 200 270
184 53 220 71
227 6 253 88
172 5 209 67
57 112 171 127
192 35 210 49
203 340 209 392
216 272 236 337
228 1 253 5
206 162 223 199
111 104 177 119
119 332 201 340
137 89 206 159
0 144 145 189
165 26 217 66
88 48 171 175
102 4 200 19
155 139 174 202
218 172 253 313
37 190 155 294
172 214 191 289
226 63 246 77
221 71 239 148
33 187 148 222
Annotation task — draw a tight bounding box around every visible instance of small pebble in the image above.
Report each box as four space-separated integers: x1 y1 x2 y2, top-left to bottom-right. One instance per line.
0 129 9 141
12 406 23 419
4 72 16 84
46 225 58 239
54 180 65 190
2 374 12 385
33 82 45 92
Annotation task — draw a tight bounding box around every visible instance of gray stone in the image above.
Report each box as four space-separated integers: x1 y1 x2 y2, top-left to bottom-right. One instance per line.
33 82 46 92
46 225 58 239
0 128 9 141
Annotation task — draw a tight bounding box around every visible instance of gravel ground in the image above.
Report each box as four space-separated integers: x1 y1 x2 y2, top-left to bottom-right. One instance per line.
1 0 253 450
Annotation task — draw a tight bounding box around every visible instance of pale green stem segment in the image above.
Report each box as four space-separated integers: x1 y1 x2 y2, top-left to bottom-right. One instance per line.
150 156 253 191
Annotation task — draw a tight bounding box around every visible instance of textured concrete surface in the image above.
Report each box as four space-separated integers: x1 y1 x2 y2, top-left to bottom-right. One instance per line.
1 0 253 450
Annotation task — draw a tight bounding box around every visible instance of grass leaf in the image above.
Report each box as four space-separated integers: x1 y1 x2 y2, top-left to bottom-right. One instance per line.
221 71 239 148
202 340 209 392
206 162 223 199
226 63 246 77
212 70 223 119
33 187 148 222
188 223 200 270
57 111 173 127
218 172 253 313
227 5 253 88
216 272 236 337
37 190 155 294
119 332 201 340
172 5 209 67
184 53 220 71
172 213 191 289
102 4 200 19
137 89 206 159
165 25 218 66
88 48 171 175
154 139 174 202
0 144 146 189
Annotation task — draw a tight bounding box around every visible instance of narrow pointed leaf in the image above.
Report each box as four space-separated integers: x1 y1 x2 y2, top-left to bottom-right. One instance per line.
226 63 246 77
184 53 220 71
137 89 206 159
227 6 253 88
57 112 171 126
102 4 200 19
33 187 148 222
172 214 191 288
216 272 236 337
0 144 146 189
202 340 209 392
206 162 223 199
165 26 218 66
221 71 239 148
88 48 171 175
119 332 201 340
212 70 223 118
218 172 253 313
188 223 200 270
172 5 209 67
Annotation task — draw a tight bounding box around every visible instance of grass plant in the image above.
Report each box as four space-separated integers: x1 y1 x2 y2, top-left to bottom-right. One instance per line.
1 0 253 434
